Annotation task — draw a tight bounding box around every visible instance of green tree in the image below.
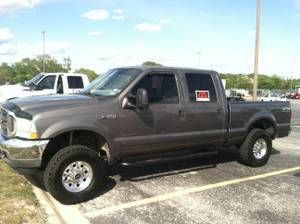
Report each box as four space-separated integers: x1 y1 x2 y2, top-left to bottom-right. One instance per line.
63 57 72 72
221 73 290 91
75 68 98 81
142 61 162 66
0 55 68 84
0 63 15 84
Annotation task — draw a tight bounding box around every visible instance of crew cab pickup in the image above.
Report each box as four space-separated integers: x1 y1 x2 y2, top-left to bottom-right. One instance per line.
0 73 90 102
0 66 291 204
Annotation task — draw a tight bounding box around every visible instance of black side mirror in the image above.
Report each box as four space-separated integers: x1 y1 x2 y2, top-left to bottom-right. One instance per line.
136 88 149 109
33 84 43 90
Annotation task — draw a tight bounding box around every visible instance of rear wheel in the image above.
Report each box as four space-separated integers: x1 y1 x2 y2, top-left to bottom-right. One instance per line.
240 129 272 167
44 145 107 204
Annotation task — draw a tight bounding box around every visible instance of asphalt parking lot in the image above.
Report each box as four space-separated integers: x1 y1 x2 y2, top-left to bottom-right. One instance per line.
68 100 300 224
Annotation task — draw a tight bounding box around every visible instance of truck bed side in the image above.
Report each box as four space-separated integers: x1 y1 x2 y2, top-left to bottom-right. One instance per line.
227 101 291 144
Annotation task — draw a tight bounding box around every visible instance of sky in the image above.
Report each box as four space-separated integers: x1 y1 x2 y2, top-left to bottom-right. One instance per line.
0 0 300 78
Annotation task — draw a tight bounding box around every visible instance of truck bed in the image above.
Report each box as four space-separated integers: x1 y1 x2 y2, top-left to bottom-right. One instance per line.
227 101 291 144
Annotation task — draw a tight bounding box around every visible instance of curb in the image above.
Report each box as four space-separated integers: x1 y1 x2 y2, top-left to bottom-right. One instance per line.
32 186 90 224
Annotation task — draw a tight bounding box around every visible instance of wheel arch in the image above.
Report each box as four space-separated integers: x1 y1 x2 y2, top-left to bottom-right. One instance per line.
246 115 277 139
41 129 114 170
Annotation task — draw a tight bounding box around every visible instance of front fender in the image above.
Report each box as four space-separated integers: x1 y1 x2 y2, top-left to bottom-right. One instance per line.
40 119 113 146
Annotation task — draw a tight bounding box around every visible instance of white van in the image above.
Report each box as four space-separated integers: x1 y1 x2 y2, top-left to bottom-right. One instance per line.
0 73 90 102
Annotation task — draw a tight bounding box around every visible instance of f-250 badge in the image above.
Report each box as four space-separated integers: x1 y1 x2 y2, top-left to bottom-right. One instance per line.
99 113 117 120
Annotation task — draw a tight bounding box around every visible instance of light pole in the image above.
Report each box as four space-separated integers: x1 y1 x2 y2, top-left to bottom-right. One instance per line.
252 0 261 101
196 52 201 68
291 61 295 92
42 31 46 73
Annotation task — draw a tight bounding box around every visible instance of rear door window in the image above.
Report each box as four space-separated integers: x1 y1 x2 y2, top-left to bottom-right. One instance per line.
67 76 84 89
185 73 217 103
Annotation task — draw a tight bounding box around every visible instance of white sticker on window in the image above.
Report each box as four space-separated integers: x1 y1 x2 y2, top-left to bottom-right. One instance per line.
195 90 210 102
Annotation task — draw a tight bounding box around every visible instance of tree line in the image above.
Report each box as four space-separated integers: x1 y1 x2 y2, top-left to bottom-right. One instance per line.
0 58 298 90
0 55 97 84
220 73 299 91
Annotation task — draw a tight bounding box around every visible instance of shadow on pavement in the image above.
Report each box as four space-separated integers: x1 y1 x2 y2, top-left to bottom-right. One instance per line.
271 148 281 155
115 147 282 182
294 173 300 177
113 147 240 182
19 169 117 204
17 146 282 203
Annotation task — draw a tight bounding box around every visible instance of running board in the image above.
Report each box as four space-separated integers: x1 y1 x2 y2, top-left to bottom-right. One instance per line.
121 150 218 167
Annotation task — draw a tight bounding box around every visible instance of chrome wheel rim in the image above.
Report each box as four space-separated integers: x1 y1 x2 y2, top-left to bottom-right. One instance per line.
62 161 93 193
253 138 267 160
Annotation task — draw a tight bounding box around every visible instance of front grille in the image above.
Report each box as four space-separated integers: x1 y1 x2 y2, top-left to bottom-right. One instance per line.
0 108 15 137
1 108 8 136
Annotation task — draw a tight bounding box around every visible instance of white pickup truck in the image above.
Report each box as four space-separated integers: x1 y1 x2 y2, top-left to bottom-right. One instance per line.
0 73 90 102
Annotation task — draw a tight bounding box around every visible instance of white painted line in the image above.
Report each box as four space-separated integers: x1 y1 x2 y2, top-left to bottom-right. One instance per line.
85 166 300 218
33 186 90 224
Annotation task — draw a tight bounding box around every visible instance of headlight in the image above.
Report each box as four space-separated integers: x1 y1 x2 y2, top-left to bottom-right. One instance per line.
15 117 38 139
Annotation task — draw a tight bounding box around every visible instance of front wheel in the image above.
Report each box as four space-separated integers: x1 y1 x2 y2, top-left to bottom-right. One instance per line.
44 145 107 204
239 129 272 167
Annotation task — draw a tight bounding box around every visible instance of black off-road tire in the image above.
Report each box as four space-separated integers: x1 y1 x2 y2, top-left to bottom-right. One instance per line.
240 128 272 167
44 145 107 204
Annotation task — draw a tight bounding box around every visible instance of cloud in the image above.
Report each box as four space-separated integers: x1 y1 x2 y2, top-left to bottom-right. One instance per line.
88 31 102 37
98 55 117 61
0 43 17 55
0 40 72 64
114 9 123 14
134 23 162 32
0 28 14 43
160 19 171 25
112 15 125 20
81 9 109 20
294 0 300 8
0 0 41 15
13 41 72 57
134 19 170 32
112 8 125 20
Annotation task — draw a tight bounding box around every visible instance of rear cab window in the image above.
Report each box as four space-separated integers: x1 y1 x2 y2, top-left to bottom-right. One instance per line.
67 76 84 89
185 73 217 103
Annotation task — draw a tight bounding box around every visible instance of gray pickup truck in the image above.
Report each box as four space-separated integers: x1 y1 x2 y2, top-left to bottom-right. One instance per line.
0 66 291 204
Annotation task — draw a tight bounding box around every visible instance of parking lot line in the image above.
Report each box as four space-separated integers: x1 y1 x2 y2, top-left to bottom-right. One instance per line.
85 166 300 218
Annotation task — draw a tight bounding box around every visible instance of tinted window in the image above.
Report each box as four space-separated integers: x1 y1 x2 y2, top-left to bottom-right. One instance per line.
83 68 141 96
67 76 84 89
38 75 56 89
132 73 179 104
185 73 217 102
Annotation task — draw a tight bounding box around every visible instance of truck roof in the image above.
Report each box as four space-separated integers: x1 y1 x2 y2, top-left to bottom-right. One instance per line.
114 65 218 74
41 73 87 77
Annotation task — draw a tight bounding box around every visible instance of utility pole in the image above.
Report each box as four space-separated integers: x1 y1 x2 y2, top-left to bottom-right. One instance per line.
252 0 261 101
291 61 295 92
42 31 46 73
196 52 201 68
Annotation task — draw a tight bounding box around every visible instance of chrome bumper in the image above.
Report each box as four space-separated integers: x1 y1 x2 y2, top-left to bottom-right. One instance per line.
0 134 49 168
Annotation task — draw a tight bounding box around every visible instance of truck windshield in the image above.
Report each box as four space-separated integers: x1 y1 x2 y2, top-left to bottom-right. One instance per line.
25 74 45 86
83 68 141 96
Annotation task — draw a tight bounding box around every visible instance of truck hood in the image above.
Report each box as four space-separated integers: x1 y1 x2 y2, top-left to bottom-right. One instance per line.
5 94 101 117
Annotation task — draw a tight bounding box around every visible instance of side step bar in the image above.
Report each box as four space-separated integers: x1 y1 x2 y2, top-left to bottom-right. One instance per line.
121 150 218 167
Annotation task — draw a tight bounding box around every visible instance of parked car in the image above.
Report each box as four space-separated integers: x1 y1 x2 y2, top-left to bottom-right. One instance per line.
286 93 300 99
0 73 90 102
0 66 291 204
260 93 287 102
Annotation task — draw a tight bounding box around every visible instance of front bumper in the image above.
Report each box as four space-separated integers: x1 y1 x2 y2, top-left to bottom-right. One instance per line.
0 134 49 168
